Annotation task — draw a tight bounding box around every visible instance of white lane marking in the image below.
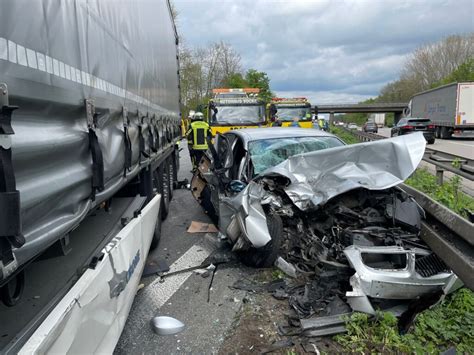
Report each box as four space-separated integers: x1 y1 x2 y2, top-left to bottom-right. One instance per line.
119 244 211 342
447 142 474 148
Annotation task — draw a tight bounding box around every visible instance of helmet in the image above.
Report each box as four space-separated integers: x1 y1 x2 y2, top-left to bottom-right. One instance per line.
192 112 204 121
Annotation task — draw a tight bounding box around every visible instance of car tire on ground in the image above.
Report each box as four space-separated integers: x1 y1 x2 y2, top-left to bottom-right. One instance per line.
238 213 283 268
427 138 435 144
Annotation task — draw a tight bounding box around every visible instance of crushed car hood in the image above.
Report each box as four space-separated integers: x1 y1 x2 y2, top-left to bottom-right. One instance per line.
258 133 426 210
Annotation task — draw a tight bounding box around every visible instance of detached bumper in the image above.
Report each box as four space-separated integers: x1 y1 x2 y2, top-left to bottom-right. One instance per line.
344 245 459 314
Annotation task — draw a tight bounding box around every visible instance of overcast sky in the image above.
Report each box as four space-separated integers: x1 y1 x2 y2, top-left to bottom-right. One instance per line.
174 0 474 104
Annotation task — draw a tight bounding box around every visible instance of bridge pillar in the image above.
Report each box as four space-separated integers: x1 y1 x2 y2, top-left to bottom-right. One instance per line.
394 112 402 125
329 111 335 125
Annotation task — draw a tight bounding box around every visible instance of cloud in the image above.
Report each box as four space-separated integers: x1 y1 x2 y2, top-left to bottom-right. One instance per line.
174 0 474 103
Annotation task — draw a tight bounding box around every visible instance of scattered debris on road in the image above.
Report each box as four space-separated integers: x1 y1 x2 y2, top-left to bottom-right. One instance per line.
151 316 185 336
187 221 219 233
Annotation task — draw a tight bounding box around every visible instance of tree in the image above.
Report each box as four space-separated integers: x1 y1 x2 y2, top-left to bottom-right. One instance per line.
434 58 474 87
403 33 474 90
245 69 273 102
377 33 474 103
223 72 247 88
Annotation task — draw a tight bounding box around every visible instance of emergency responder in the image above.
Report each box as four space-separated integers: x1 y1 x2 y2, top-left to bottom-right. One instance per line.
289 116 302 127
186 112 212 169
318 118 325 130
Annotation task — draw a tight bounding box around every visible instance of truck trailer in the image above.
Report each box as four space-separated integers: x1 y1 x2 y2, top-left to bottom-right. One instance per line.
407 82 474 138
1 0 180 352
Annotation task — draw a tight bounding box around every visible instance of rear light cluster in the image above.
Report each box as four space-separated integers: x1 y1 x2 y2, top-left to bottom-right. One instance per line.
403 125 414 129
428 125 435 129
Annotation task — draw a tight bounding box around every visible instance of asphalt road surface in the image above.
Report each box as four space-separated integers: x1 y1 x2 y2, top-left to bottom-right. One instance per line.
115 143 252 354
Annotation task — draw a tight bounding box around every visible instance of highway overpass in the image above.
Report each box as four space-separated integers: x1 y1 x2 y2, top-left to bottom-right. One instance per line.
313 103 408 122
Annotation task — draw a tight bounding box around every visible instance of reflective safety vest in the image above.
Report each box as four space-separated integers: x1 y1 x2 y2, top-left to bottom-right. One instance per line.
189 121 210 150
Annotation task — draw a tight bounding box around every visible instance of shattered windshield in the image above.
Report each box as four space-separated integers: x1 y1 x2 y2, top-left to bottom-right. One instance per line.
276 106 311 121
211 104 265 125
248 136 344 175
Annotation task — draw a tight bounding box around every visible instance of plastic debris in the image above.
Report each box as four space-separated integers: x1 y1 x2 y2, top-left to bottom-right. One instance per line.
151 316 185 336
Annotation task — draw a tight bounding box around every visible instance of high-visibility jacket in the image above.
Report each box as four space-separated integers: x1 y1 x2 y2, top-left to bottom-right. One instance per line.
186 120 210 150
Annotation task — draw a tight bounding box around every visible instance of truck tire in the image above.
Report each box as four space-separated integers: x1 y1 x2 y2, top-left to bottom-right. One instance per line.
168 155 175 200
435 127 441 138
156 165 170 220
1 271 25 307
238 213 283 268
440 127 451 139
149 208 162 250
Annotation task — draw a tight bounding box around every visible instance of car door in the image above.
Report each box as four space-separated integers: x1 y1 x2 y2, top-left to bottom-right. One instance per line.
190 133 235 224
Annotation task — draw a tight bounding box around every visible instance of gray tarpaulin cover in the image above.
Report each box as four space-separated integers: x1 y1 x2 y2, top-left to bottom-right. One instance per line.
0 0 180 279
260 132 426 210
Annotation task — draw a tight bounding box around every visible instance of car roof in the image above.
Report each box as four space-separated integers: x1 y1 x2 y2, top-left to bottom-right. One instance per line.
225 127 339 145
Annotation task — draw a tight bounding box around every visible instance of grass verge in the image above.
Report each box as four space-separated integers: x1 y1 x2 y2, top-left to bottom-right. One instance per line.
334 288 474 354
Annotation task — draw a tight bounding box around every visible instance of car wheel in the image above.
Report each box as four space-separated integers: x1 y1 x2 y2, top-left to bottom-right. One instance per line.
149 207 162 250
238 213 283 268
428 138 435 144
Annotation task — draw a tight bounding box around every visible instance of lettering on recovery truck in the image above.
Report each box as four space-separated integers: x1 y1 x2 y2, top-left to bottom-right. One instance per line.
108 249 141 298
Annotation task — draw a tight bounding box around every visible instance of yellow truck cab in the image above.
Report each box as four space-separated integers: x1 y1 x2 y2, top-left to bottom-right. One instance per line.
267 97 313 128
207 88 266 135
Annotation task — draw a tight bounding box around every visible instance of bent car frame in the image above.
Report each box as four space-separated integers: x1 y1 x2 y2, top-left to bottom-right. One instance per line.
191 128 460 313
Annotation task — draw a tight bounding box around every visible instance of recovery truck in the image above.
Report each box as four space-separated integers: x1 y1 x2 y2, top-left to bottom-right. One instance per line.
207 88 266 135
267 97 313 128
0 0 180 352
407 82 474 138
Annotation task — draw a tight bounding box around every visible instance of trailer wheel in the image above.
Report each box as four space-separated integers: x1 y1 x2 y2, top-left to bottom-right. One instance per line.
440 127 451 139
156 165 170 220
1 271 25 307
168 156 175 200
149 207 162 250
435 127 441 138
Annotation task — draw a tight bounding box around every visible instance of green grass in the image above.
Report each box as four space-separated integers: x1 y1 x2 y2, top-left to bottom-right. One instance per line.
406 168 474 219
335 288 474 354
330 126 361 145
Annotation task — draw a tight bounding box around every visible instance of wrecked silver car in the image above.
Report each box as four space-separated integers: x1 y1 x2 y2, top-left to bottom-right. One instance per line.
191 128 459 313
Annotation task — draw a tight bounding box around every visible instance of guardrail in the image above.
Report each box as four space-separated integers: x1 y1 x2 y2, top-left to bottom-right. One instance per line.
339 127 474 289
341 127 474 183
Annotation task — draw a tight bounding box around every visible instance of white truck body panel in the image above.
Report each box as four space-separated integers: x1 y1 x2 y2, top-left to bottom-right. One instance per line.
18 195 160 354
457 83 474 126
409 82 474 130
369 113 386 127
